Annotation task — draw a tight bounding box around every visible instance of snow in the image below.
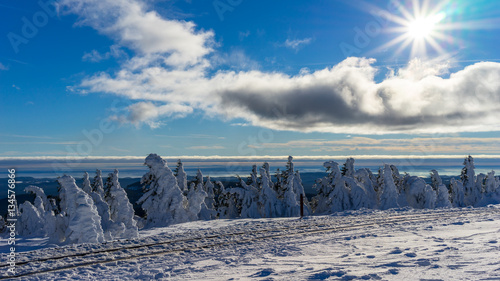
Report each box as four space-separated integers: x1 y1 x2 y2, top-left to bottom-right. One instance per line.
105 169 139 239
2 206 500 280
138 154 191 227
379 164 400 210
57 175 105 244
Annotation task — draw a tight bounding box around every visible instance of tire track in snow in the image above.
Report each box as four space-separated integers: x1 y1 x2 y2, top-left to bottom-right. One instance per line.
2 208 498 280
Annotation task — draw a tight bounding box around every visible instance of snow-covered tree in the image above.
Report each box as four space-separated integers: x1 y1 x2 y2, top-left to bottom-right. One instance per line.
92 169 105 198
187 169 210 220
105 169 139 239
82 172 92 194
450 178 465 207
17 201 44 237
138 154 190 227
379 164 399 210
431 170 452 208
461 156 480 206
58 175 105 244
354 168 377 208
484 171 498 194
217 187 239 219
231 178 260 218
82 172 119 240
249 164 259 189
202 176 218 220
341 158 355 178
312 161 339 214
475 173 486 197
323 161 351 212
174 159 188 195
293 171 311 216
345 176 371 210
280 156 301 217
0 216 4 233
259 166 281 218
16 186 63 241
403 176 436 209
212 180 225 216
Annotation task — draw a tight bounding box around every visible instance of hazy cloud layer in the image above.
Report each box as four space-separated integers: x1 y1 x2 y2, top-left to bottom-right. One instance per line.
284 37 313 51
63 0 500 135
253 137 500 154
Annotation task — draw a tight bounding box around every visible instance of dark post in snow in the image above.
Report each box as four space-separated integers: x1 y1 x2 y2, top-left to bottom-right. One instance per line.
300 194 304 218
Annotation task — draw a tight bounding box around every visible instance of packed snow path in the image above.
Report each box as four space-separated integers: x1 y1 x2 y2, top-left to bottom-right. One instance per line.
2 207 500 280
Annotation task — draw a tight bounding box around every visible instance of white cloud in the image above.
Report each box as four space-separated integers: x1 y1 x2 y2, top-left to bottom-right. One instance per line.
239 30 250 41
0 63 8 70
284 37 312 51
60 0 214 67
211 49 260 71
110 101 193 128
62 0 500 135
187 145 225 150
212 58 500 134
253 137 500 154
82 45 127 62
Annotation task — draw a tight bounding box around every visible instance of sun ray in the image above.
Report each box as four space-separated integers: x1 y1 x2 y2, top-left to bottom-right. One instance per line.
426 36 445 54
368 33 410 56
354 0 500 60
412 0 422 19
393 37 415 58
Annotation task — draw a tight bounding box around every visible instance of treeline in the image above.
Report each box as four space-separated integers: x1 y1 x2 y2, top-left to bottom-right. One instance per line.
5 154 500 244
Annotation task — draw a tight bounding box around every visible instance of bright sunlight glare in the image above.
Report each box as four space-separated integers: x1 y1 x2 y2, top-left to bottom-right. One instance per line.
408 13 446 39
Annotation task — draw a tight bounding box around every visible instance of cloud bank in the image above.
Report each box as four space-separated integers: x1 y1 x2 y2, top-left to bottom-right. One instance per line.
62 0 500 135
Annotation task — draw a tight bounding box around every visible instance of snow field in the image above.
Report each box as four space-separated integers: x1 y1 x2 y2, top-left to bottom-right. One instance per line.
3 206 499 280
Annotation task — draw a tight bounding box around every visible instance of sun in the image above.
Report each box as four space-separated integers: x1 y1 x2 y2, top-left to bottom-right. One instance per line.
362 0 499 60
406 13 446 40
371 1 454 59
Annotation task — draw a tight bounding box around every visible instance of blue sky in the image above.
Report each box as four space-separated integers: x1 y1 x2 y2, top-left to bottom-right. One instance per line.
1 0 500 159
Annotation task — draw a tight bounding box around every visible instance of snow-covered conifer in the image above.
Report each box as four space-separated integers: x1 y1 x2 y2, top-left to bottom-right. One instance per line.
17 201 44 236
0 216 4 233
379 164 399 210
203 176 218 219
341 158 355 178
354 168 377 208
312 161 340 214
323 161 351 212
174 159 188 195
249 165 259 188
105 169 139 239
80 172 118 240
218 187 239 219
281 156 301 217
450 178 465 207
431 170 452 208
187 169 210 220
82 172 92 194
293 171 311 215
403 176 437 209
461 156 480 206
16 186 64 241
231 178 260 218
138 154 190 227
92 169 105 198
58 175 105 244
345 176 370 210
259 166 281 218
485 171 499 194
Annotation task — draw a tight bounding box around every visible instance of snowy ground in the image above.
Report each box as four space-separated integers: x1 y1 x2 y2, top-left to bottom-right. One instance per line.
2 206 500 280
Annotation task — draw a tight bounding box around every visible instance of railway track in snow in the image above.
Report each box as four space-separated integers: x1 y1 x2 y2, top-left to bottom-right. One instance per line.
2 208 499 280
